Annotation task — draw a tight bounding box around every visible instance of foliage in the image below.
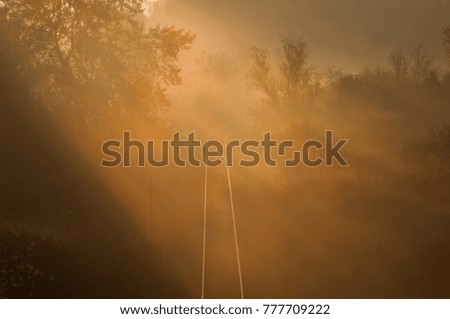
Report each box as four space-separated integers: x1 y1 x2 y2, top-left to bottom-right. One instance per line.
0 0 195 122
248 35 314 113
389 48 410 84
408 125 450 177
409 44 434 87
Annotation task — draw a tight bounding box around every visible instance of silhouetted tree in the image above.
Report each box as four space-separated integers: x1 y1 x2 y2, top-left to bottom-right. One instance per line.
389 48 410 84
248 47 279 107
248 35 313 113
0 0 195 123
409 44 434 87
279 35 310 102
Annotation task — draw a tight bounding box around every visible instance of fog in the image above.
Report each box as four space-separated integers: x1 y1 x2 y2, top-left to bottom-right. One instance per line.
1 0 450 298
153 0 450 71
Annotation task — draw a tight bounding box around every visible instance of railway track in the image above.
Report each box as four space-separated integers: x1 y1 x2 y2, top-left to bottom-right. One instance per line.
200 119 253 299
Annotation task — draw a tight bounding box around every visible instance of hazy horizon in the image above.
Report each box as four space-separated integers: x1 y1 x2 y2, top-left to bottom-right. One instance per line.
151 0 450 72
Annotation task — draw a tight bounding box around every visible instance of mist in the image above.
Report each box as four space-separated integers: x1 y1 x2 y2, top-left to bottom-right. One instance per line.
1 0 450 298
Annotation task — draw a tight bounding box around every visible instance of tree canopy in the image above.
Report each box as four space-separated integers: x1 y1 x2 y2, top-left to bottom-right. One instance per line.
249 35 315 114
0 0 195 123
